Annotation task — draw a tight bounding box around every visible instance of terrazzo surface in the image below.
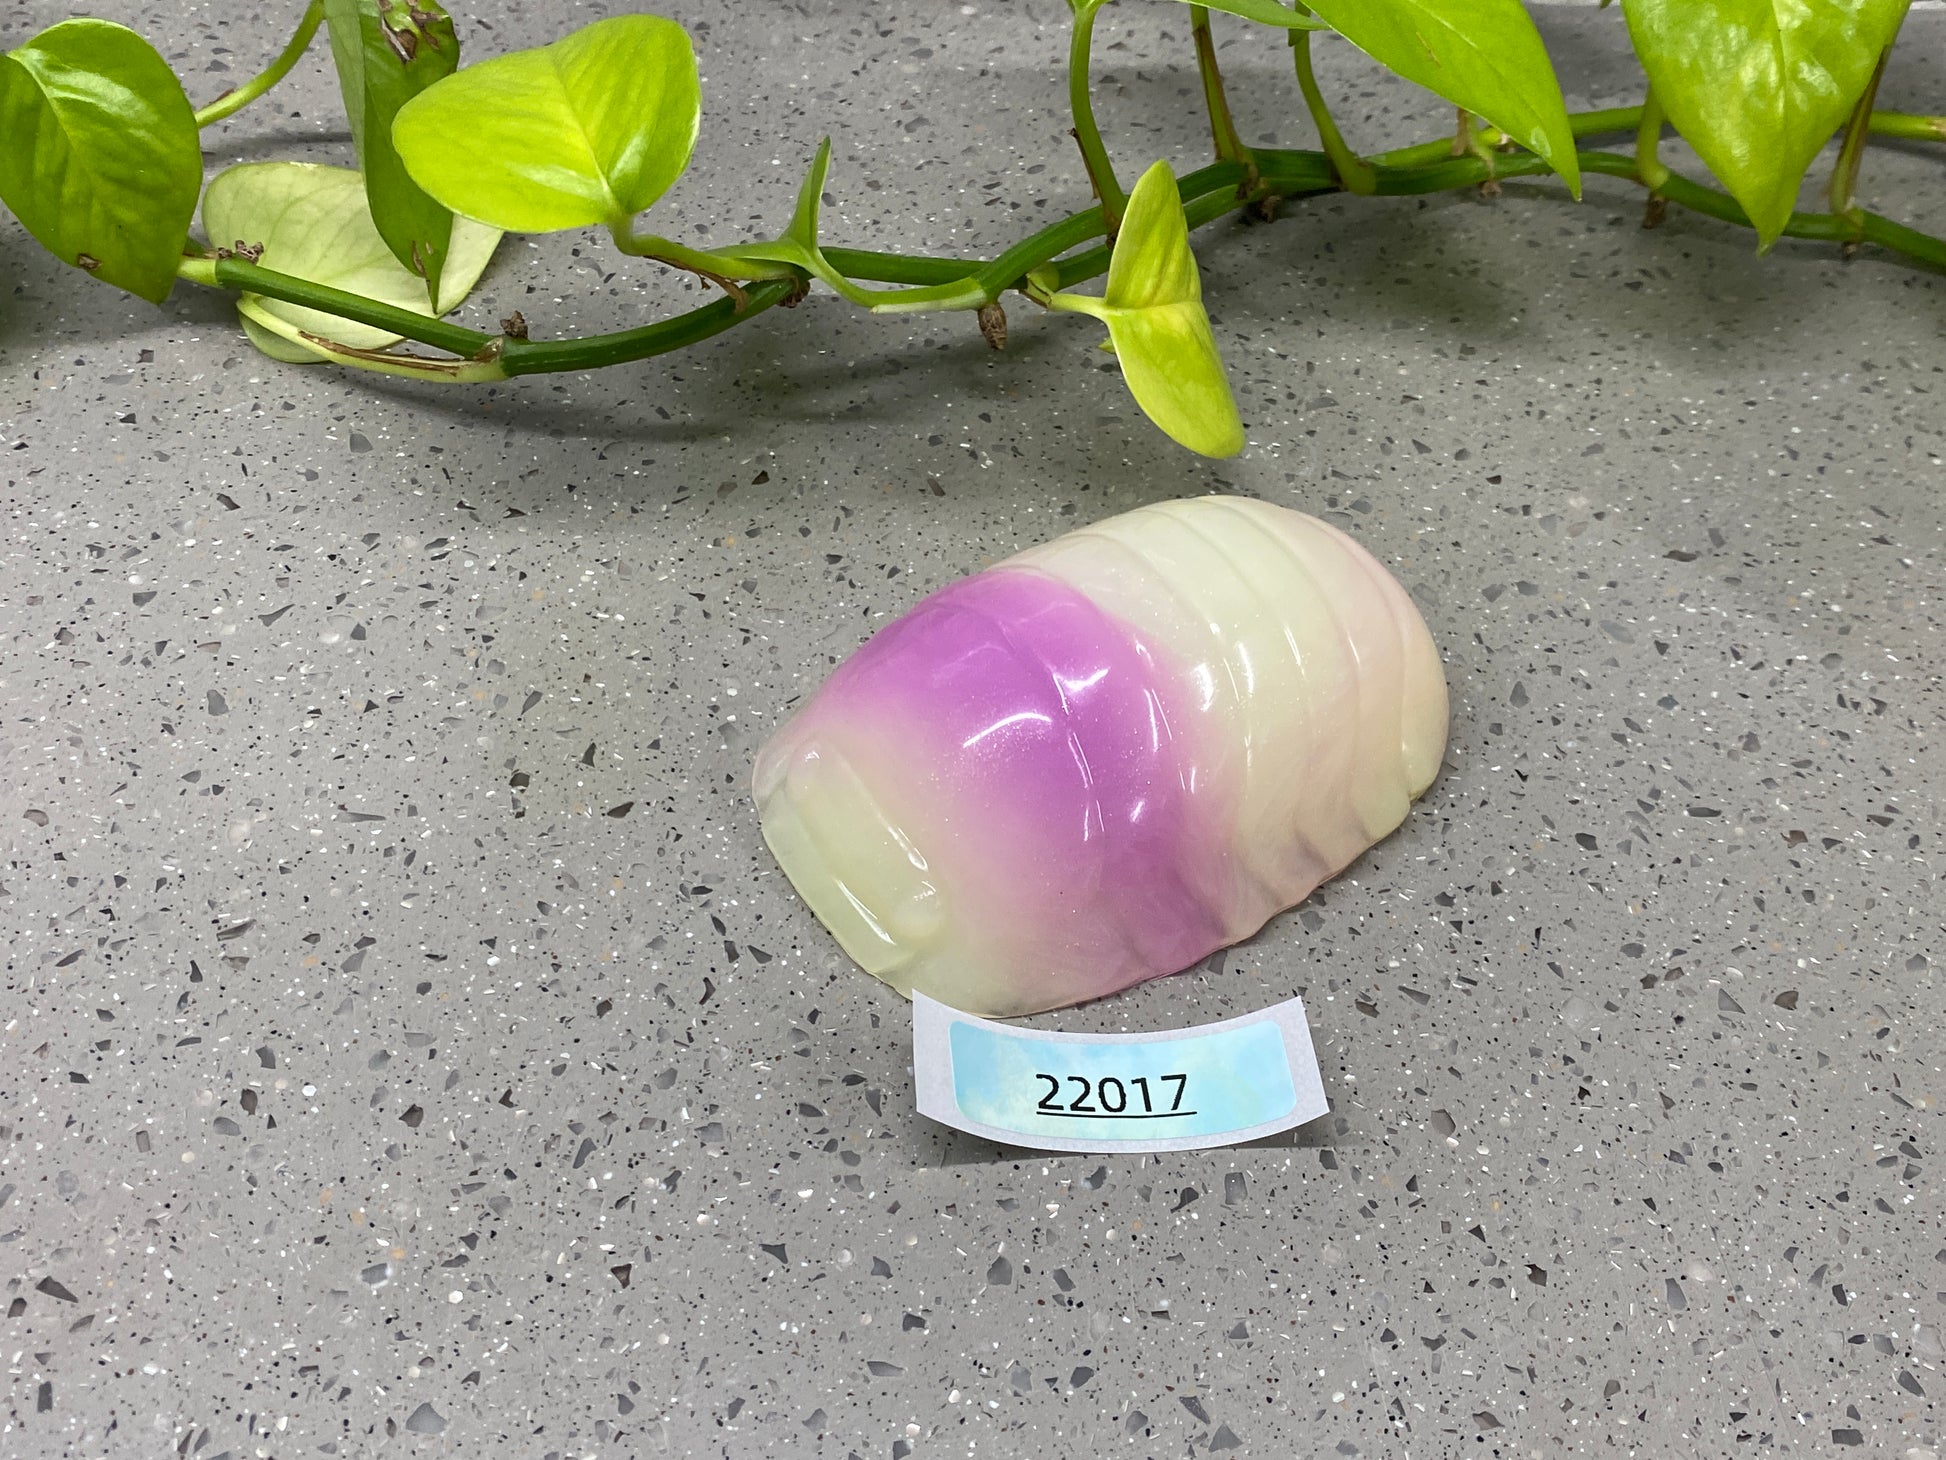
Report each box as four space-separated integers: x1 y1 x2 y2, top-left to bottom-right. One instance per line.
3 1 1944 1456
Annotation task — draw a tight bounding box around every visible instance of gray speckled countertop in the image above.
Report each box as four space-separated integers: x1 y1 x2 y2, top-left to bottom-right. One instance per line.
3 2 1943 1457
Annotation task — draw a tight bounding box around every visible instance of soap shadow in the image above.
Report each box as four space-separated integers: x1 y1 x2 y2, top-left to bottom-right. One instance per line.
920 1109 1332 1168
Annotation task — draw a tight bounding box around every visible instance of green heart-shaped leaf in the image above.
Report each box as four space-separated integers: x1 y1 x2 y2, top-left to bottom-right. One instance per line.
201 161 499 362
0 19 201 302
322 0 460 303
1623 0 1909 248
1044 160 1244 458
1305 0 1581 198
391 13 700 234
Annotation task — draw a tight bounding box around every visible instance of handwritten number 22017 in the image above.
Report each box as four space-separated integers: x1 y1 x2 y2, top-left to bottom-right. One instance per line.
1034 1072 1187 1117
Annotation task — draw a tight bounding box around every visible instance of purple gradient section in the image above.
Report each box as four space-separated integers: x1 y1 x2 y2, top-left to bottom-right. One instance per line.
805 567 1229 997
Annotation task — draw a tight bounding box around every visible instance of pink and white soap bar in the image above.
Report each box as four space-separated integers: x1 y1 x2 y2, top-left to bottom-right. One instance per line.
753 495 1448 1016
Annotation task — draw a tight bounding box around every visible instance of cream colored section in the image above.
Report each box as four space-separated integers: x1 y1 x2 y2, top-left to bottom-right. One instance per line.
1011 496 1448 940
753 720 1033 1014
752 738 938 985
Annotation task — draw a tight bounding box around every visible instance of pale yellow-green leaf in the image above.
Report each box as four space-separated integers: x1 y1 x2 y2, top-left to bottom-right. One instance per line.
1103 303 1245 458
201 161 498 360
238 303 329 364
1046 159 1243 457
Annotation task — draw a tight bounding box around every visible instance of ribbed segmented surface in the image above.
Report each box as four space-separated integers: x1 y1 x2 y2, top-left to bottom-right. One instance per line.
1014 496 1447 941
754 496 1448 1016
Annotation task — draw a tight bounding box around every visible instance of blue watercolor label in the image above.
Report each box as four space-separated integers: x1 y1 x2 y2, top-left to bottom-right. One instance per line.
913 993 1327 1153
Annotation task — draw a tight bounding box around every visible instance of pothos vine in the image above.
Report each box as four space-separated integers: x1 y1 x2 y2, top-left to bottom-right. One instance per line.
0 0 1938 456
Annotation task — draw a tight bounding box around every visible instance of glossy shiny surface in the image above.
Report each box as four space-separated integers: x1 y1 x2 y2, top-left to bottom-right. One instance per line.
754 496 1450 1015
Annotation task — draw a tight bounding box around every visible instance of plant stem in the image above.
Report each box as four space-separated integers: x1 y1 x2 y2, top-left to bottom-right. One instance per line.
190 249 802 378
183 104 1946 385
610 230 803 300
499 282 799 376
1290 16 1375 195
1578 151 1946 269
820 248 986 286
1634 90 1670 191
1832 49 1892 246
234 304 509 382
1373 106 1643 170
1337 141 1946 272
1067 1 1126 230
786 255 991 314
1567 108 1652 142
1450 106 1501 194
1043 161 1268 290
821 163 1256 298
1870 109 1946 141
972 208 1111 296
1458 101 1946 154
1190 5 1252 179
230 280 808 380
194 0 324 129
188 255 492 356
